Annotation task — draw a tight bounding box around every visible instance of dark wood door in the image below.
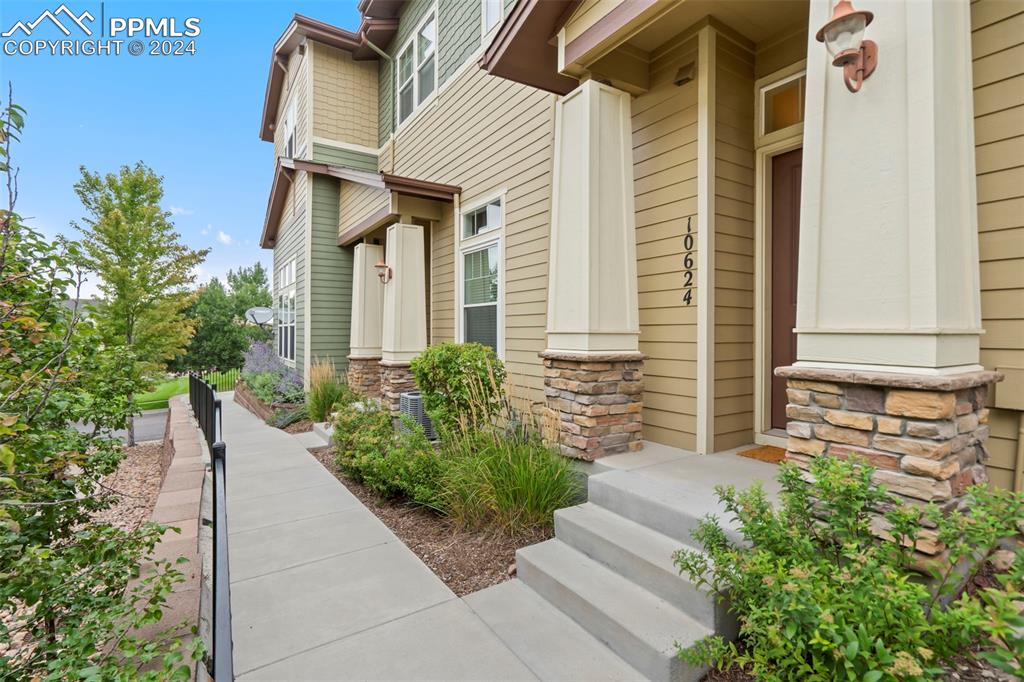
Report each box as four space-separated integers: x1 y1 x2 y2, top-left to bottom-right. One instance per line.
770 148 802 430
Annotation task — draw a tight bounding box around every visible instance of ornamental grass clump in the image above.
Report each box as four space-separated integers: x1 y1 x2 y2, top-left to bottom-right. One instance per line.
675 456 1024 681
307 358 352 422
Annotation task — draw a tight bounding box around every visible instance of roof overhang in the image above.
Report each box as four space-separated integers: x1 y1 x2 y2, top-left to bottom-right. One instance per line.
261 157 461 249
259 14 399 142
479 0 581 96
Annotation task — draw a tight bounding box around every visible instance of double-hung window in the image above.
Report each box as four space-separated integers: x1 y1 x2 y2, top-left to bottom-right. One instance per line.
482 0 502 35
459 196 503 355
397 13 436 126
276 259 296 362
281 98 296 159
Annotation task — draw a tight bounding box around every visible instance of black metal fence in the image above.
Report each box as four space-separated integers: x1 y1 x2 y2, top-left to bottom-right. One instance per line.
188 373 233 681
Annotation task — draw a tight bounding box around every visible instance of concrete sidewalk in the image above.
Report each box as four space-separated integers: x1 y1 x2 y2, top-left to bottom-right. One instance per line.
221 394 640 681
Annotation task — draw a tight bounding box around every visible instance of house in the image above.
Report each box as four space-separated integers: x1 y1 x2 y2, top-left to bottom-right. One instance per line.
260 0 1022 490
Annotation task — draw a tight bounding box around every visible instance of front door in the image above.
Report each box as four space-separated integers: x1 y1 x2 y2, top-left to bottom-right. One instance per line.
770 148 802 430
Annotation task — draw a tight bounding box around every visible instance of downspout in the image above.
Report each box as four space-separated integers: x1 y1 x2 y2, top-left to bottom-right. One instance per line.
361 33 397 173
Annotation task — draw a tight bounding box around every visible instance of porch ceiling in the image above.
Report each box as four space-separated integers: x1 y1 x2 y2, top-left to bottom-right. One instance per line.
626 0 808 52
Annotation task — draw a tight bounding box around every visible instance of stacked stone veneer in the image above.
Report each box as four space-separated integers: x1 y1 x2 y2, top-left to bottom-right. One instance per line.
380 362 417 415
777 367 1002 553
541 351 644 461
347 356 381 399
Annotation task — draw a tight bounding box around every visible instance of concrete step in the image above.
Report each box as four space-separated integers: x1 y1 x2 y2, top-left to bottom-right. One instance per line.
517 539 710 682
587 468 747 548
312 421 333 443
554 503 733 634
464 580 646 682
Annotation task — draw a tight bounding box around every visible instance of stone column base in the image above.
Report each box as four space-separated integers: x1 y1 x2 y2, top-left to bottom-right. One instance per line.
380 361 417 415
541 351 644 461
347 356 382 399
776 366 1003 555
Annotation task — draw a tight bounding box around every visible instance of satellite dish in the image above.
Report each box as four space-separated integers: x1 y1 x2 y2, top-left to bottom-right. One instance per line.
245 306 274 326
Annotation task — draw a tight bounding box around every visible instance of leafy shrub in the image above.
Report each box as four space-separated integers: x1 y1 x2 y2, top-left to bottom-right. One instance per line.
333 403 443 508
410 342 506 433
241 340 303 404
269 404 308 428
969 547 1023 675
307 358 352 422
439 428 579 532
675 456 1024 681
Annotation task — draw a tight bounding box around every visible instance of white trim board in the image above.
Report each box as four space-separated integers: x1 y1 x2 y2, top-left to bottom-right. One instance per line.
695 25 716 455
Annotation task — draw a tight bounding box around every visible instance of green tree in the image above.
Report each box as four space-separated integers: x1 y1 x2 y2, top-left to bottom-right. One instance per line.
74 162 208 445
180 277 248 370
0 91 198 679
227 262 272 319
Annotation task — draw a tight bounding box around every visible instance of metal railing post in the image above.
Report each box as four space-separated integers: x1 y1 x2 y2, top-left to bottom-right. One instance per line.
210 440 233 681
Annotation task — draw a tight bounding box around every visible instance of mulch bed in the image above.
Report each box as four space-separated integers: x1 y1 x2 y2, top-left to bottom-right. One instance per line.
308 445 552 596
92 440 167 531
283 419 313 434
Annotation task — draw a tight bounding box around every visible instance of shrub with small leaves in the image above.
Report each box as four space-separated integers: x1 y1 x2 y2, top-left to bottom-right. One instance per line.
241 340 303 404
409 342 506 433
675 456 1024 681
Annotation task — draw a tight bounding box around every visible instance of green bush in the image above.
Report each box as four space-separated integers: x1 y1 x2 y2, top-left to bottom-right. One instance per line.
333 403 444 508
410 342 506 433
307 358 352 422
675 456 1024 681
246 371 279 404
439 428 579 532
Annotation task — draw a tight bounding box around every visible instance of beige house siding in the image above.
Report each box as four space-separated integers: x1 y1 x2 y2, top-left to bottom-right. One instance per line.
564 0 619 45
311 42 379 149
338 181 391 236
713 36 756 451
971 0 1024 490
631 35 700 451
274 48 309 160
379 62 557 402
753 26 807 80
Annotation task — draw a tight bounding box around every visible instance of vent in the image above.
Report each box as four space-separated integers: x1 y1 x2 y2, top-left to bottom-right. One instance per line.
399 391 436 440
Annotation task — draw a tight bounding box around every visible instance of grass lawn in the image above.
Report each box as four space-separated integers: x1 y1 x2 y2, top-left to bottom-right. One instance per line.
137 370 239 409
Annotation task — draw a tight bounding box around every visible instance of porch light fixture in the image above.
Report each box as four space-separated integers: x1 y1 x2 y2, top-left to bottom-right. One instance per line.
816 0 877 93
374 258 392 284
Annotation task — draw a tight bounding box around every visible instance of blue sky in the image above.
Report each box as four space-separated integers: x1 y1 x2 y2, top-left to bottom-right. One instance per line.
1 0 362 295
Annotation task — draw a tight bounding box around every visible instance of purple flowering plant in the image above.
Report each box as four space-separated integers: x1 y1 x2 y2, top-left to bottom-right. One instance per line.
242 341 305 404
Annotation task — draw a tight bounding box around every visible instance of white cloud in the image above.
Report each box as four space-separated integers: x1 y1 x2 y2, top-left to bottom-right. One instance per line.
201 224 211 235
169 206 194 216
217 230 234 246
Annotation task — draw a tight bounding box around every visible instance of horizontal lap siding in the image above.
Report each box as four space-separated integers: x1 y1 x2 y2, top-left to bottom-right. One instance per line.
309 176 353 371
713 37 756 451
311 43 378 150
385 53 557 404
633 36 700 451
312 144 378 171
338 181 391 236
972 0 1024 490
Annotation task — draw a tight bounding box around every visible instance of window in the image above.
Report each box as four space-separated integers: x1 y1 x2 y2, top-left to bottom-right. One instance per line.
483 0 501 34
275 259 296 362
760 72 805 136
397 13 436 125
462 199 501 238
281 98 296 159
459 195 503 355
462 245 499 351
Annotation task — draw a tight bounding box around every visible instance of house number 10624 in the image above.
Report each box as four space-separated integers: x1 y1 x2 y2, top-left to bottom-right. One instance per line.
682 216 694 305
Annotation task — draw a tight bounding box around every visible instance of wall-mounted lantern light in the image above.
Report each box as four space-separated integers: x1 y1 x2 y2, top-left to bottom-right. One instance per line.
815 0 877 93
374 258 393 284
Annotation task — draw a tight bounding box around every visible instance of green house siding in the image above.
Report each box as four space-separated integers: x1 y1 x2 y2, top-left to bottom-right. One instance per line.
312 143 378 171
273 185 307 378
378 0 481 146
308 175 354 372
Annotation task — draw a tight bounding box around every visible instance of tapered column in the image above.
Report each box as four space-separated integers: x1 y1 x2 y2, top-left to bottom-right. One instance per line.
380 223 426 413
780 1 1002 552
347 243 384 398
796 0 982 373
543 80 643 459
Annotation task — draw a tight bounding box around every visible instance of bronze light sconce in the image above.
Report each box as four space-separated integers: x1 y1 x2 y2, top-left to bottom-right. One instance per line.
374 258 392 284
816 0 878 93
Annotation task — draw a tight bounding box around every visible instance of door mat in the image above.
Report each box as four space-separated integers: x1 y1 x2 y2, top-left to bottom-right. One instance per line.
737 445 786 464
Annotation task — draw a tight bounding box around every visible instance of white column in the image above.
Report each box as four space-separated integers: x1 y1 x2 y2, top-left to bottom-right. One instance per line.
381 223 427 364
349 243 384 358
797 0 981 374
545 79 640 355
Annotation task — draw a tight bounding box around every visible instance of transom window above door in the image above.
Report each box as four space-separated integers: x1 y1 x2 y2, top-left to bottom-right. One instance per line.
397 13 436 126
760 72 805 136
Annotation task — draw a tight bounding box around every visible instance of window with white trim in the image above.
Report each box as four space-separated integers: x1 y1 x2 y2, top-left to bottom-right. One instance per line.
397 13 436 126
459 196 503 354
281 97 296 159
483 0 502 34
275 259 296 362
